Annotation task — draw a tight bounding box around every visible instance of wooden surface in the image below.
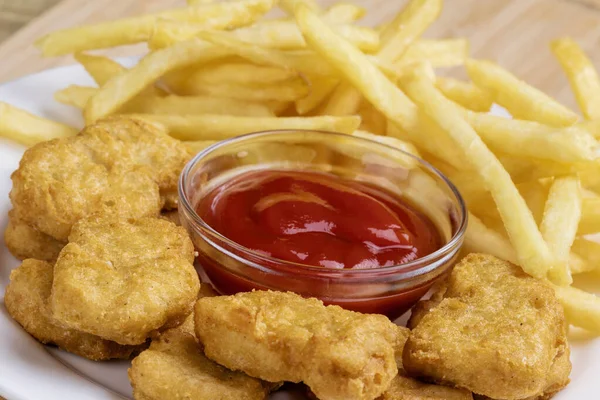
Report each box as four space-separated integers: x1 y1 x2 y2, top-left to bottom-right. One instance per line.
1 0 600 109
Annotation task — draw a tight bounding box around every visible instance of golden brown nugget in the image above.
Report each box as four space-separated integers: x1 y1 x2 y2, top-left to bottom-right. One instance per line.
129 330 270 400
160 209 181 226
403 254 570 400
9 117 188 241
51 216 199 345
379 323 473 400
4 210 65 261
379 375 473 400
4 259 143 360
195 290 402 400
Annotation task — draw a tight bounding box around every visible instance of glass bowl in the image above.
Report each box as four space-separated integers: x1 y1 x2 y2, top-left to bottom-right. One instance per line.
178 130 467 319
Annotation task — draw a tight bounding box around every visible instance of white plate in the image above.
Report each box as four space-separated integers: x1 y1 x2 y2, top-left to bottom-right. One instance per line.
0 62 599 400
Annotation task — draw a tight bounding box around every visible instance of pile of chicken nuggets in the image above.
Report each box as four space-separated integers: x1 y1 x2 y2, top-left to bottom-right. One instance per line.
4 118 571 400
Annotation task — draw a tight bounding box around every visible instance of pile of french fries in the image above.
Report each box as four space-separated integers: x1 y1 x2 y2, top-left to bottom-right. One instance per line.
2 0 600 333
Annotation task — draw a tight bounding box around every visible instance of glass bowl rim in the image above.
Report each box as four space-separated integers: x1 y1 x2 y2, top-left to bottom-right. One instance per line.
178 129 468 276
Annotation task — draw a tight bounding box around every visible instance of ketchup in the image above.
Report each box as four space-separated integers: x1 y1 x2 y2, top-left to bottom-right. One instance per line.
197 170 440 270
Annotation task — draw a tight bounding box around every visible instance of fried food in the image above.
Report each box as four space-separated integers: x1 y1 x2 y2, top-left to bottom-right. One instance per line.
50 216 199 345
379 376 473 400
129 329 270 400
194 290 403 400
4 209 65 261
404 254 570 400
4 259 144 360
9 117 188 241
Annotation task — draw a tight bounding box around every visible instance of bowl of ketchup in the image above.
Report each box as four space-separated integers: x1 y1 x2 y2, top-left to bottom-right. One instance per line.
179 130 466 319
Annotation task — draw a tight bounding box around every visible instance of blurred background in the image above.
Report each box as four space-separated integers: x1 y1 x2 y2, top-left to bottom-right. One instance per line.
1 0 600 109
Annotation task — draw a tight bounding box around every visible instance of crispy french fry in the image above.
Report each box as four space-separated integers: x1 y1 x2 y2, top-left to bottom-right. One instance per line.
125 95 275 117
55 85 96 108
230 20 380 52
279 0 320 13
403 72 555 280
197 31 335 76
294 5 463 169
184 62 299 87
572 238 600 273
133 114 361 140
183 140 217 154
551 38 600 120
36 0 274 56
399 39 469 68
465 213 519 265
352 130 420 158
322 3 366 23
463 112 600 163
186 79 310 102
295 77 338 115
435 77 493 112
74 53 126 86
579 119 600 139
378 0 442 63
0 102 77 146
579 197 600 235
540 176 581 285
466 59 579 127
554 285 600 333
322 81 362 116
84 38 231 123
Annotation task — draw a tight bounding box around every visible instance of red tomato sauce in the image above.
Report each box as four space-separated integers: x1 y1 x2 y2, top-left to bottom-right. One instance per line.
196 170 441 270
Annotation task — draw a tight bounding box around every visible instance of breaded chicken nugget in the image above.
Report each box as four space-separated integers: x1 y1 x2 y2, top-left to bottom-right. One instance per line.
160 209 181 226
403 254 570 400
50 216 199 345
9 117 188 241
4 259 143 360
129 330 270 400
4 210 65 261
194 290 402 400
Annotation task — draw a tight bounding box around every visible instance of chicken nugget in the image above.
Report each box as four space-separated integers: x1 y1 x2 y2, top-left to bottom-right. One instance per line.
4 209 65 261
379 375 473 400
160 209 181 226
194 290 402 400
129 329 270 400
9 117 188 241
50 216 199 345
403 254 570 400
4 259 143 360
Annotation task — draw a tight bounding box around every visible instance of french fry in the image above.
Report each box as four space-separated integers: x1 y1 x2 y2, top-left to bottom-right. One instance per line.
322 3 366 23
74 53 126 86
84 38 231 123
352 130 421 159
294 5 463 169
579 119 600 139
0 102 77 146
569 252 592 275
464 213 519 265
554 285 600 333
463 111 600 163
540 176 581 285
572 238 600 273
230 20 380 52
55 85 96 109
36 0 275 56
551 38 600 120
186 79 310 102
184 62 299 87
435 77 493 112
403 72 555 280
378 0 442 63
197 31 336 76
321 0 440 116
579 197 600 235
399 39 469 68
466 59 579 127
295 77 338 114
133 114 361 140
183 140 217 154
